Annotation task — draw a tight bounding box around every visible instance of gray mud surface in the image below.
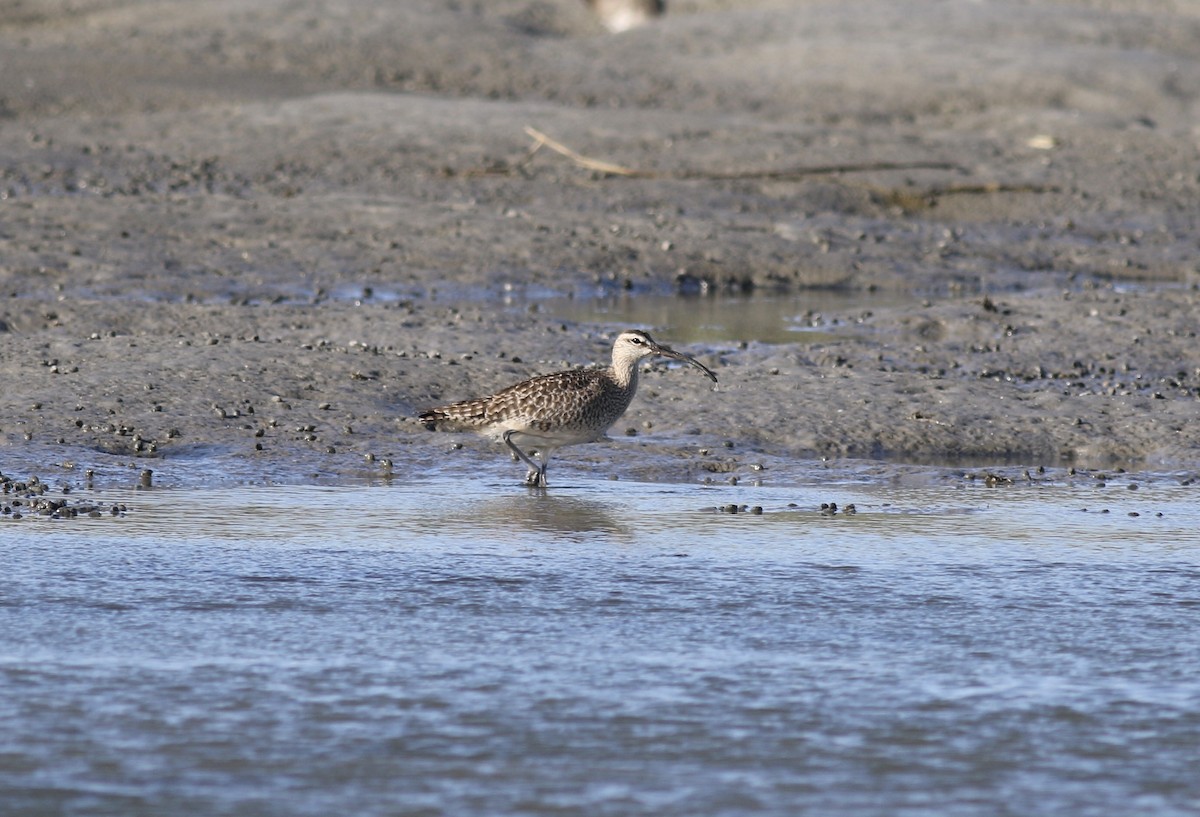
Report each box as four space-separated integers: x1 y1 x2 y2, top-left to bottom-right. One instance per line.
2 0 1199 488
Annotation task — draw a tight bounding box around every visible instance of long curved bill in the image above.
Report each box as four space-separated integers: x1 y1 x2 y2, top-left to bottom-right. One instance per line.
650 341 719 383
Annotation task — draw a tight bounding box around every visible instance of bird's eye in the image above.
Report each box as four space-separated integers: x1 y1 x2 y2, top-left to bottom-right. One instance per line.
630 336 642 344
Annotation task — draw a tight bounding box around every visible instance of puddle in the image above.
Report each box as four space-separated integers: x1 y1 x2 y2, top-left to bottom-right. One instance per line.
321 283 915 345
520 290 913 345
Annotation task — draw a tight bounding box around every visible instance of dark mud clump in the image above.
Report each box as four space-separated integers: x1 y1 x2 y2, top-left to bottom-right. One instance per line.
1 472 129 520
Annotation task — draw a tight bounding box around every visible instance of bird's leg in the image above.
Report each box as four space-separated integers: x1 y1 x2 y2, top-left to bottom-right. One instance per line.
503 432 543 486
533 448 554 488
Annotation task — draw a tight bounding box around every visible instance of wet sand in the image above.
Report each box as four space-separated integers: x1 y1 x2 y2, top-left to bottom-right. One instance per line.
2 0 1199 488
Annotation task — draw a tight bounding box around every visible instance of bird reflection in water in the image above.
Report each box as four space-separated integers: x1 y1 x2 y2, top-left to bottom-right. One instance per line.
474 492 632 538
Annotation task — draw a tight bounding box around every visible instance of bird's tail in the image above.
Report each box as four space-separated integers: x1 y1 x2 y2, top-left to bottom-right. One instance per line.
418 398 490 432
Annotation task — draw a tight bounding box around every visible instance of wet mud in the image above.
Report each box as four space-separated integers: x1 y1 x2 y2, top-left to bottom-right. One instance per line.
1 0 1198 488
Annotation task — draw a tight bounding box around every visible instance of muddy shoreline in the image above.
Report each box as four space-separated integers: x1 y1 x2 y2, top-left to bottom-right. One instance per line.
2 0 1199 489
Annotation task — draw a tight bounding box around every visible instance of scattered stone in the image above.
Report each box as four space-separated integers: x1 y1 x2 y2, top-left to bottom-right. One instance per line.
0 471 130 521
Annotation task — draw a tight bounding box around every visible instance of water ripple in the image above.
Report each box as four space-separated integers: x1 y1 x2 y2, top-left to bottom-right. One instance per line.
1 477 1198 815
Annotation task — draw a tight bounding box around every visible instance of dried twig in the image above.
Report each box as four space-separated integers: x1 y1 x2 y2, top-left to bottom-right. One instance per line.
515 126 965 180
873 182 1061 212
468 127 1059 190
677 160 967 180
522 126 642 176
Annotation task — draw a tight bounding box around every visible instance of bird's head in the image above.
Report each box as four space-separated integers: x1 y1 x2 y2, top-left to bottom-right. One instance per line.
612 330 718 383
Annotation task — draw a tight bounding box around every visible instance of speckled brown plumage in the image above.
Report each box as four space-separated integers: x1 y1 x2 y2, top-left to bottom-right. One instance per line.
419 330 716 487
422 367 635 439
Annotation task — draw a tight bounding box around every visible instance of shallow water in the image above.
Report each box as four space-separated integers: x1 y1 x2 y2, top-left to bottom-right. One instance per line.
2 477 1199 817
530 290 899 345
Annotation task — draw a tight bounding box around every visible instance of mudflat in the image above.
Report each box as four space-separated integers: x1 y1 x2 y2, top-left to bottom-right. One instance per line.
2 0 1198 488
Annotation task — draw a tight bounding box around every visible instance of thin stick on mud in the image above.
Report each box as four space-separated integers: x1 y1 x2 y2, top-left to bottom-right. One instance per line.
523 126 641 176
519 126 964 180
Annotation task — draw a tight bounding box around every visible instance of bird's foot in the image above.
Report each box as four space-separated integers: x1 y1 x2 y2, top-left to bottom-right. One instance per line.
524 470 549 488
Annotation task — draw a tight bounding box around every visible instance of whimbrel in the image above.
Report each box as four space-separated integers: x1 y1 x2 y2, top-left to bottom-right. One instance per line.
419 330 717 487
